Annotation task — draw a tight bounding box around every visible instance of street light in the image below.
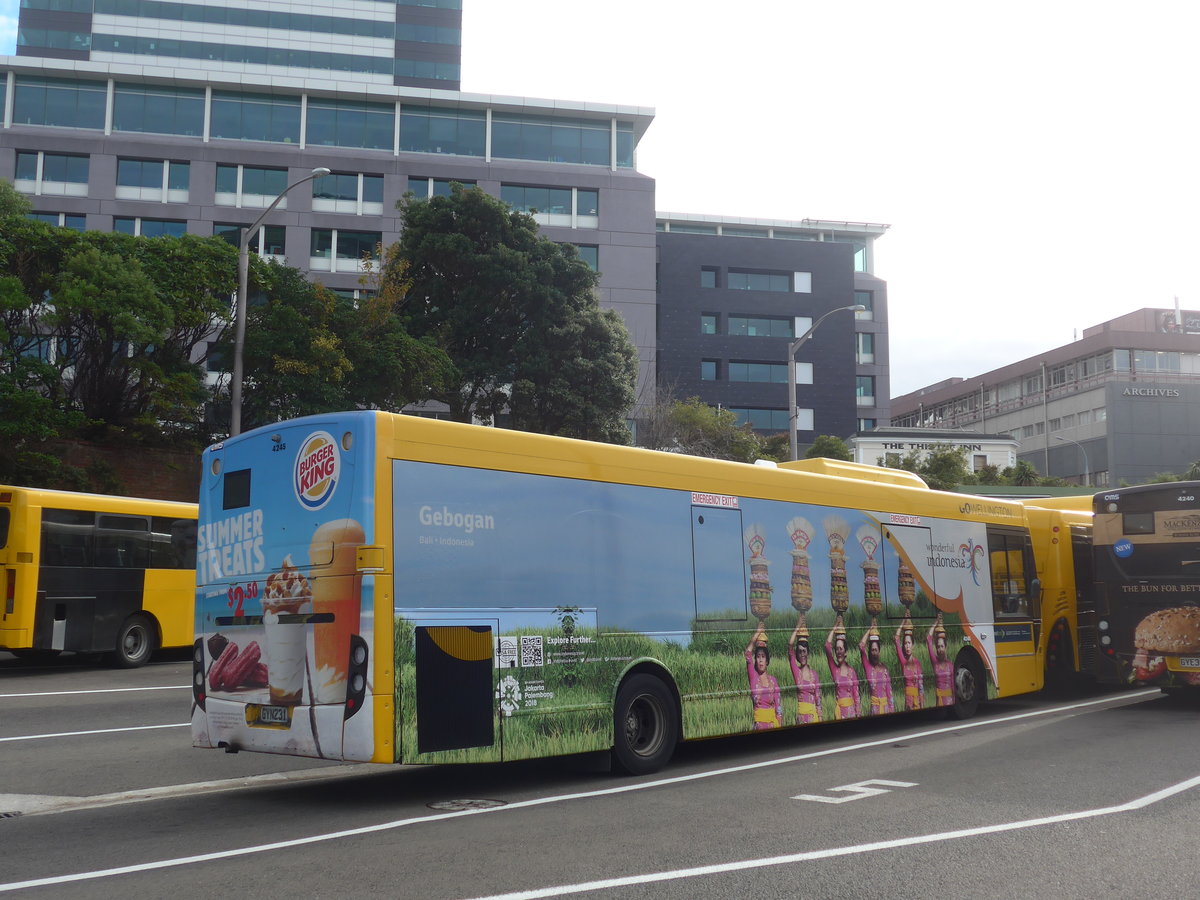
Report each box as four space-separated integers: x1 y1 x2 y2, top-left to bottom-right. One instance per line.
1053 436 1091 486
229 166 331 436
788 304 866 460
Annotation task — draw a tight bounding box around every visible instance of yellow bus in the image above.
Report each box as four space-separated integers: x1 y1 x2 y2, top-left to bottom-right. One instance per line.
191 412 1084 774
1 486 197 667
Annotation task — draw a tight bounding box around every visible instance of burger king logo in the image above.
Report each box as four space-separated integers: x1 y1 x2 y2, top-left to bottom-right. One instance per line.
294 431 340 510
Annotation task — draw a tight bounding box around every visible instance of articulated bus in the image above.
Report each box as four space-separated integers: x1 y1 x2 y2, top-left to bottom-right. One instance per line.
191 412 1085 774
0 486 198 667
1091 481 1200 690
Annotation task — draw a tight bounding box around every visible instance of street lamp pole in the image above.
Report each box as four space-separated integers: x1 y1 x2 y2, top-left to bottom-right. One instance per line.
788 304 866 461
1053 435 1090 486
229 167 330 436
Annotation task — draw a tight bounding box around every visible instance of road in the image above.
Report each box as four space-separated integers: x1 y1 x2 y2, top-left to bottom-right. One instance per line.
1 652 1197 899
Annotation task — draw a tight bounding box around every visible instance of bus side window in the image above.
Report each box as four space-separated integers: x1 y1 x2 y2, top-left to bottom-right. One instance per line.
97 515 150 569
988 530 1031 618
41 509 95 568
151 517 197 570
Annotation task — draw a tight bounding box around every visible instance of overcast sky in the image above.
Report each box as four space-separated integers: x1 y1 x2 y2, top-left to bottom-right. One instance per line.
4 1 1198 397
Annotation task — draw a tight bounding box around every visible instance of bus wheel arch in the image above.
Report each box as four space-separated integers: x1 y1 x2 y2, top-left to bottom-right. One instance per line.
110 613 158 668
611 665 681 776
1044 618 1076 694
950 648 985 720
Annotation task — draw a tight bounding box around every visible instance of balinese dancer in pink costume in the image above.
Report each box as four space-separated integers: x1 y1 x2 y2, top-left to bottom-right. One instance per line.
895 615 925 710
928 613 955 707
824 623 861 720
745 630 782 729
787 622 822 724
859 624 894 715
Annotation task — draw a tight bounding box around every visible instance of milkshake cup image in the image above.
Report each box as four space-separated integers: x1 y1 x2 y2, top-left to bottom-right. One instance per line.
262 555 312 705
310 519 365 704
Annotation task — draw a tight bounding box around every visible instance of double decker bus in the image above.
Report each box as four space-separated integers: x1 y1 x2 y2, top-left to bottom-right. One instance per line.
1 486 198 667
191 412 1084 774
1091 481 1200 689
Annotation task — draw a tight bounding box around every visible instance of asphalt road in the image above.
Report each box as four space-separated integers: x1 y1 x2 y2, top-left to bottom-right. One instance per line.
1 652 1197 899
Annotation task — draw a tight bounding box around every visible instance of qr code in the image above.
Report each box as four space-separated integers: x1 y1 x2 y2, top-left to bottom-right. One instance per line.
520 635 544 668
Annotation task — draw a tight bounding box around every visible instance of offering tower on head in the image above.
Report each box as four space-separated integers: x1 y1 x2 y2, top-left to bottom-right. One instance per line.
857 525 883 626
744 523 773 634
823 515 850 626
898 557 916 611
785 516 815 628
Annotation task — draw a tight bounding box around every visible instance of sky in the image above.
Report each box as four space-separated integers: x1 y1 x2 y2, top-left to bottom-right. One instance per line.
4 1 1199 398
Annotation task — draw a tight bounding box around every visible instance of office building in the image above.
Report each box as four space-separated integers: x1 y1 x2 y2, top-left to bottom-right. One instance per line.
656 213 890 445
890 307 1200 486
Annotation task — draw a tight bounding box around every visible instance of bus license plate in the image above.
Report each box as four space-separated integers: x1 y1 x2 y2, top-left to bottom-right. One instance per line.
246 704 293 728
1178 657 1200 670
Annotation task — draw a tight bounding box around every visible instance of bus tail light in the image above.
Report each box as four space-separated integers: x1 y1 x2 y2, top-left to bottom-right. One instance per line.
345 634 368 719
192 638 207 710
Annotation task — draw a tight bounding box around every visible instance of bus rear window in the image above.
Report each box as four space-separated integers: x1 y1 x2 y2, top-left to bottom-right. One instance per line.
1123 512 1155 535
224 469 251 510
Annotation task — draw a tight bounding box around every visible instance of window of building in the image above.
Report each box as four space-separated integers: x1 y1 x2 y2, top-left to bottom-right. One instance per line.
729 362 787 383
312 173 385 215
309 229 382 273
210 91 302 144
700 267 717 288
728 316 792 338
567 244 599 271
394 58 461 83
1113 349 1132 372
499 185 598 228
854 290 874 320
115 159 190 203
114 217 187 238
16 27 92 54
491 113 612 167
858 418 877 431
1033 422 1045 435
409 177 477 198
730 408 791 431
94 35 394 79
701 314 718 335
14 151 89 196
1133 350 1181 373
306 99 394 151
1023 372 1044 395
669 223 719 235
856 332 875 363
727 270 790 292
794 362 813 385
973 454 988 471
112 83 204 136
214 223 286 258
856 375 875 406
396 24 462 44
399 106 486 156
700 360 717 381
215 165 290 209
28 212 86 231
12 75 106 129
793 271 812 293
1078 409 1092 426
1095 407 1106 422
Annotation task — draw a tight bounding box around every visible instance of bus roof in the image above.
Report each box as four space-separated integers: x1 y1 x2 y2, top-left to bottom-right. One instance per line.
0 485 196 516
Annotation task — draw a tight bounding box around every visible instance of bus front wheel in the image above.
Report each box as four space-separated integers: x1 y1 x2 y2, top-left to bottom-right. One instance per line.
950 651 984 720
612 674 679 775
110 615 156 668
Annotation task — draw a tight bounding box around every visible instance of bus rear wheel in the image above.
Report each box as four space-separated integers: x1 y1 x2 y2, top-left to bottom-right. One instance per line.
612 674 678 775
950 651 984 720
110 615 156 668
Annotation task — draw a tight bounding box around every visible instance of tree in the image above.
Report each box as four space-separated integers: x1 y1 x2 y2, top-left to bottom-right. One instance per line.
1003 459 1041 486
662 397 767 462
805 434 853 461
508 241 637 442
393 184 636 437
884 442 975 492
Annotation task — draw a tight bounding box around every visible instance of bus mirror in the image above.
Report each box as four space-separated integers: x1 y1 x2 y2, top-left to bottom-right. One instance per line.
1031 577 1043 602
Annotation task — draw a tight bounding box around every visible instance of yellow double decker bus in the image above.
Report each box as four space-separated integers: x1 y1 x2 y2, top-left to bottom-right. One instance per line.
1 486 197 667
190 412 1089 774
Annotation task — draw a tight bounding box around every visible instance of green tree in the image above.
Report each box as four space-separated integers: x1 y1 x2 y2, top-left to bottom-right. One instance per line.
805 434 853 461
508 240 637 442
393 184 636 435
663 397 766 462
885 442 975 491
1003 459 1041 486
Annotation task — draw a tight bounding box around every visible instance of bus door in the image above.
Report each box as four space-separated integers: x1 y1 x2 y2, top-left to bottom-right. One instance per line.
987 528 1040 692
404 618 500 763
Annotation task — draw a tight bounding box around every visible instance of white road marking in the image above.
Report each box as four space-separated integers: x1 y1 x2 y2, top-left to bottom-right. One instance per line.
464 773 1200 900
0 686 189 699
0 723 188 743
793 778 918 803
0 688 1161 893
